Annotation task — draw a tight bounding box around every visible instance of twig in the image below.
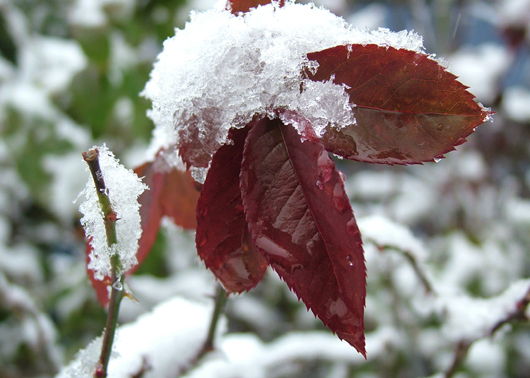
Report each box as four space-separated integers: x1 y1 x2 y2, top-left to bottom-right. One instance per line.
374 242 434 294
443 283 530 378
82 148 125 378
444 339 471 378
175 284 228 377
490 284 530 335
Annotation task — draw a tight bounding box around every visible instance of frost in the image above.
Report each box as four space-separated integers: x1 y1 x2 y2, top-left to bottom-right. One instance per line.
78 145 148 281
142 0 425 170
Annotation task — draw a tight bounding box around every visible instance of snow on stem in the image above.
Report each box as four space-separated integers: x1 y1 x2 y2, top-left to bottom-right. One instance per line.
80 146 147 377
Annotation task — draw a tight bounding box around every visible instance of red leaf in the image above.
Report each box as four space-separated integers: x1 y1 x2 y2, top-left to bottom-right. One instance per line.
196 125 268 293
240 117 367 356
227 0 285 14
134 158 199 268
306 44 492 165
85 240 112 307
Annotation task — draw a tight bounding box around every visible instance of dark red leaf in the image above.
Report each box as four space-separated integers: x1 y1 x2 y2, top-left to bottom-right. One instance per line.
306 44 492 165
240 117 366 356
196 125 268 293
227 0 284 14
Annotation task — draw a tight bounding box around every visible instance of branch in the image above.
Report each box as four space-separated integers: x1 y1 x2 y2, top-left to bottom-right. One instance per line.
490 284 530 335
443 283 530 378
444 340 471 378
175 284 228 377
82 148 124 378
372 241 434 294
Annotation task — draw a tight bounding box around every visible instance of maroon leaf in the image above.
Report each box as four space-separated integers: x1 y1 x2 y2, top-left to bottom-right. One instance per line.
240 117 366 356
134 158 199 267
227 0 284 14
306 44 492 165
196 124 268 293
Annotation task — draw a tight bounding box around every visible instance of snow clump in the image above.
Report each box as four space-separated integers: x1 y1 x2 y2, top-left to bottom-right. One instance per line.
78 144 148 281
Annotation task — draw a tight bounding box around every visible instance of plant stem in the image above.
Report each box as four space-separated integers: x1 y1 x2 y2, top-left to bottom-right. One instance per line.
175 284 228 377
202 284 228 354
82 148 124 378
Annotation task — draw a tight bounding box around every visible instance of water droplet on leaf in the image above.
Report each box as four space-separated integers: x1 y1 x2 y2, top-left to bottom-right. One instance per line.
316 180 323 190
436 124 443 131
332 184 348 213
113 281 123 291
346 255 354 266
454 137 466 146
316 151 334 183
434 157 442 163
346 218 358 235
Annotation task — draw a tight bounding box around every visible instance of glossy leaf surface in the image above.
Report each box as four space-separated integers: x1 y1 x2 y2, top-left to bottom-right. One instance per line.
227 0 284 14
240 117 366 356
306 44 492 165
196 125 268 293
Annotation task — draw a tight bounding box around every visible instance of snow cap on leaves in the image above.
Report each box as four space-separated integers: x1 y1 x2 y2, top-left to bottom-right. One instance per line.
142 0 426 179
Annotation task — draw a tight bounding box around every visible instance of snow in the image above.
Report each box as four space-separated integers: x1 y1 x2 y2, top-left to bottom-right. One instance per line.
447 43 512 104
434 279 530 342
142 0 426 177
502 86 530 122
185 332 366 378
19 36 88 95
44 152 91 223
466 339 506 377
347 3 388 30
0 272 62 371
78 145 148 281
497 0 530 28
69 0 136 28
358 214 427 261
57 296 223 378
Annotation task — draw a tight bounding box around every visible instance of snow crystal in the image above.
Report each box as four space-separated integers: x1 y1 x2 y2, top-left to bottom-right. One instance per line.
142 0 425 173
78 145 148 280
